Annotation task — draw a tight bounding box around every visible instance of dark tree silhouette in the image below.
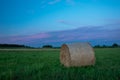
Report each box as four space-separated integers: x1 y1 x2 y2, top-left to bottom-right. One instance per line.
94 45 101 48
0 44 31 48
112 43 119 48
42 45 53 48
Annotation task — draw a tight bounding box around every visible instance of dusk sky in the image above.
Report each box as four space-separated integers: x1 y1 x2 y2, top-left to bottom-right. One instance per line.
0 0 120 47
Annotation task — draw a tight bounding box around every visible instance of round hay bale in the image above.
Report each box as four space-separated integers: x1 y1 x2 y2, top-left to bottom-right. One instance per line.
60 42 95 67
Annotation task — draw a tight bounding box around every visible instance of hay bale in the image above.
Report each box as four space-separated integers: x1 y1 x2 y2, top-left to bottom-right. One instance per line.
60 42 95 67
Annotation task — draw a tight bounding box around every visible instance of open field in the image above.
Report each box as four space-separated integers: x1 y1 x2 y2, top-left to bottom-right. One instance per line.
0 48 59 51
0 48 120 80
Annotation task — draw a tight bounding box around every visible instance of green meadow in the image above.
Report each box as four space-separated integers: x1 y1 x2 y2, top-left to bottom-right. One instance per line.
0 48 120 80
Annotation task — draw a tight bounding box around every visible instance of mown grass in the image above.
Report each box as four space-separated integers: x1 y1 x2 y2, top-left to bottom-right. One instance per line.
0 48 120 80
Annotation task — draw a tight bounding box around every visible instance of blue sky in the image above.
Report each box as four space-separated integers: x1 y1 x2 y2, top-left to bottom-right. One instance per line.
0 0 120 47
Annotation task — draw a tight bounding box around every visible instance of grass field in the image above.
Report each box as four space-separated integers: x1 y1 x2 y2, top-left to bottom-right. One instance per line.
0 48 120 80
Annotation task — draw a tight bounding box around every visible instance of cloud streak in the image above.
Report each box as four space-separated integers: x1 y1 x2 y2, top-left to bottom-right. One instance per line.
40 0 74 8
57 20 80 27
48 0 61 5
1 26 120 47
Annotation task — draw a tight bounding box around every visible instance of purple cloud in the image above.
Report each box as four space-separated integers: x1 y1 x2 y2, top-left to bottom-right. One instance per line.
0 32 50 44
0 26 120 47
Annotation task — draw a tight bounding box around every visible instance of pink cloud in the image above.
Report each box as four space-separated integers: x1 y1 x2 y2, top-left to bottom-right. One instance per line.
8 32 50 43
1 26 120 47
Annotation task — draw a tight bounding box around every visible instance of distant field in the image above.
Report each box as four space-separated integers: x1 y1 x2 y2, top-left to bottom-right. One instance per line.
0 48 120 80
0 48 59 51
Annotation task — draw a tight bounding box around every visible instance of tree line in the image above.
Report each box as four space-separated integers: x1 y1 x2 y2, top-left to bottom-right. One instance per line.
0 43 120 49
94 43 120 48
0 44 32 48
42 43 120 48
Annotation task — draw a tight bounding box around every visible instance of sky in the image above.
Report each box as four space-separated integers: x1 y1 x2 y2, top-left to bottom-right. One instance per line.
0 0 120 47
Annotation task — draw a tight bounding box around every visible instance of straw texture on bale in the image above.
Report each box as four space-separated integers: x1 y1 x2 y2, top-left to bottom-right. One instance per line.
60 42 95 67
